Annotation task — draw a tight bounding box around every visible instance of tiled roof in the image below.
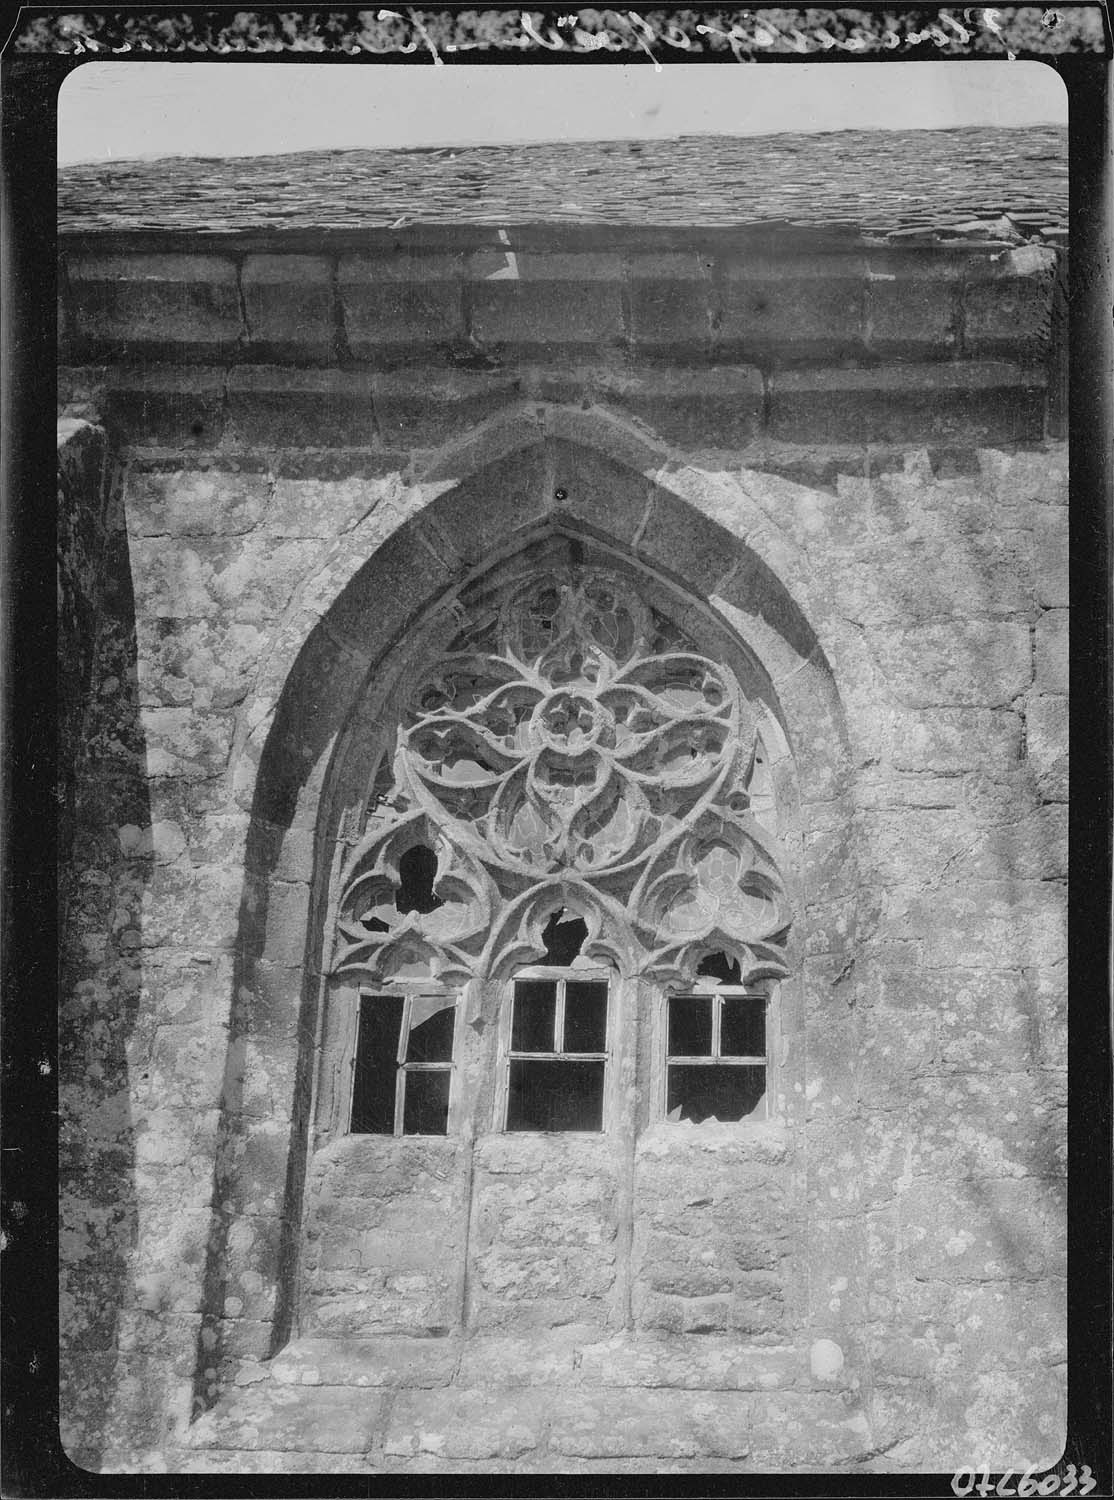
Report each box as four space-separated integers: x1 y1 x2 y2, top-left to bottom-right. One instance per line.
57 126 1067 243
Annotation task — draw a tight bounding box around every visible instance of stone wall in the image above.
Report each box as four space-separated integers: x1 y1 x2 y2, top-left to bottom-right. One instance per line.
57 416 146 1471
58 417 112 920
57 233 1067 1474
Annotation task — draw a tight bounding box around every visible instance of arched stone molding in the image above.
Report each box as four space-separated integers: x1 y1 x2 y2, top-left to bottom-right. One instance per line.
186 431 864 1409
223 405 889 821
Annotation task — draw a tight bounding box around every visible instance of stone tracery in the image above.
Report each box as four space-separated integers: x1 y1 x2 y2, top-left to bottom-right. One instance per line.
332 565 791 989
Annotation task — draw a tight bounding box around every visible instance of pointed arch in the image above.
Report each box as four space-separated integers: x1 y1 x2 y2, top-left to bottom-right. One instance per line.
192 431 856 1400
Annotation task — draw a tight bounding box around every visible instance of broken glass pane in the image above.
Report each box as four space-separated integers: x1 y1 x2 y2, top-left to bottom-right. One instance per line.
405 1001 456 1063
666 1064 765 1123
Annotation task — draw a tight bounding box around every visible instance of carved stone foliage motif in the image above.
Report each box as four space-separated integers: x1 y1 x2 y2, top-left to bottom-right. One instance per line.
332 566 791 988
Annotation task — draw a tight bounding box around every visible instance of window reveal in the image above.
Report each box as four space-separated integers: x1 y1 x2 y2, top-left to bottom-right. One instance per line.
350 993 456 1135
665 990 767 1123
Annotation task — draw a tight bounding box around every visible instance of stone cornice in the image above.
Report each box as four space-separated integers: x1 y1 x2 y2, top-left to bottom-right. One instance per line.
58 234 1064 377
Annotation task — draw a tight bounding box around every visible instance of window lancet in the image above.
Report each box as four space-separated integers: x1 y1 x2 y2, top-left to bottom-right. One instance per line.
331 561 791 993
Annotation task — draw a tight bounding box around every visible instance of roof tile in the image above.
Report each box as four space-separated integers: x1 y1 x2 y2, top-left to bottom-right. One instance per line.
58 127 1067 241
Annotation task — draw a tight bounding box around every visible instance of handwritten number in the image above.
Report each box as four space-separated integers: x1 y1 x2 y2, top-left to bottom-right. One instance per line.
951 1466 1099 1496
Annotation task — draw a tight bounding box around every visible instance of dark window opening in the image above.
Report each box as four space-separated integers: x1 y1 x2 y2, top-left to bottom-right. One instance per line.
505 975 608 1132
666 1064 765 1123
402 1070 451 1135
697 950 742 986
540 908 589 965
406 1002 456 1062
351 992 455 1136
665 990 767 1124
564 981 609 1053
350 995 402 1135
668 993 713 1057
721 993 765 1058
396 844 444 916
507 1060 605 1131
511 979 557 1052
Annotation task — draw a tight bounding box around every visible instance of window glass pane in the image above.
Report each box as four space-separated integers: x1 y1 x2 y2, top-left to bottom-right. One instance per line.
563 981 608 1053
506 1059 605 1131
668 994 713 1057
511 980 557 1052
667 1064 765 1123
721 995 766 1058
405 1002 456 1063
402 1069 451 1135
350 994 403 1133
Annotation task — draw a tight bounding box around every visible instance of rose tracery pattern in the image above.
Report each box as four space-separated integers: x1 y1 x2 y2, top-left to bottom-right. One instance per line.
332 567 791 988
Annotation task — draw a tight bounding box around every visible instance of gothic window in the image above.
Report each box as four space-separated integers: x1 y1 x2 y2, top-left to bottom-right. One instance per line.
330 552 791 1134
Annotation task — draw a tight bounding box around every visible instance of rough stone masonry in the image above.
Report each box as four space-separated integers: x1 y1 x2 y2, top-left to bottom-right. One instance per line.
57 129 1067 1475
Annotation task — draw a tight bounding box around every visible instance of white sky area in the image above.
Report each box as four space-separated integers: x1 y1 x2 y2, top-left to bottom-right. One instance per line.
58 61 1067 165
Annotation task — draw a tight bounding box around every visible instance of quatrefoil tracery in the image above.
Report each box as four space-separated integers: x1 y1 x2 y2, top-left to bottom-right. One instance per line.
332 567 791 988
